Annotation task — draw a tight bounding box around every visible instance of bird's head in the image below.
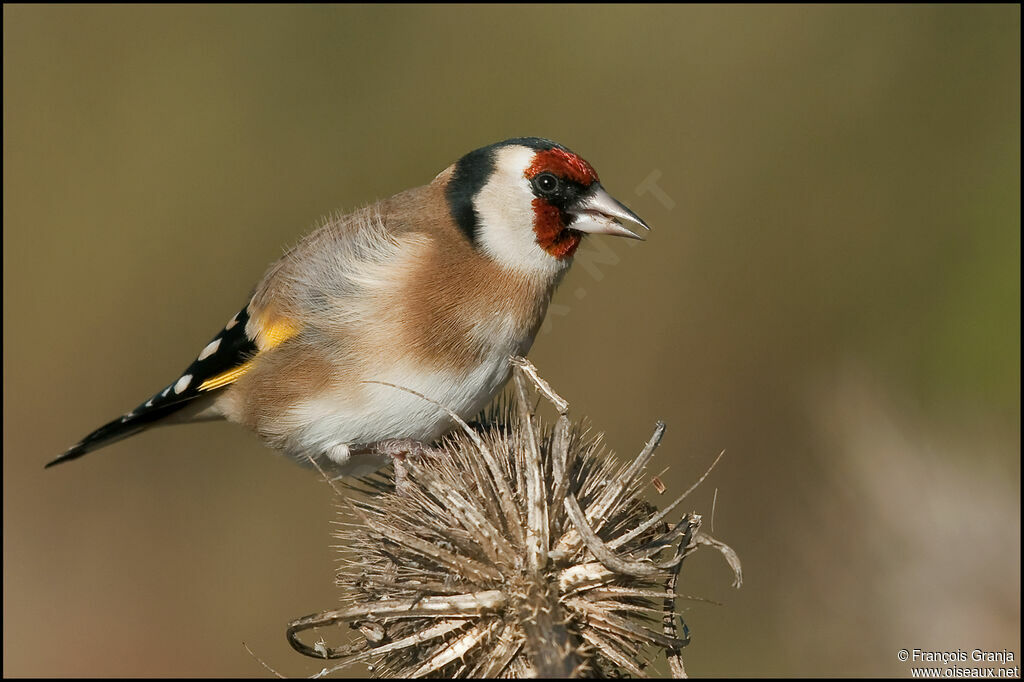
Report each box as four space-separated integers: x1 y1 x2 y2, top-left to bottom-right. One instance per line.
443 138 650 276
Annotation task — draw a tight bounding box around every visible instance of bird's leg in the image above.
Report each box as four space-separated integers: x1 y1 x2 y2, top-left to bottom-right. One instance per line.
353 439 441 494
380 439 442 494
372 439 439 460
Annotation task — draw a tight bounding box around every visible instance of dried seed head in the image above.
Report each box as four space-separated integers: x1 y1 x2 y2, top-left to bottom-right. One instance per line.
288 361 740 678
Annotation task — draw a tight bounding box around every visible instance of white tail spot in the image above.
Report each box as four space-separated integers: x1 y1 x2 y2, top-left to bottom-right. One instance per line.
174 375 192 394
198 338 222 361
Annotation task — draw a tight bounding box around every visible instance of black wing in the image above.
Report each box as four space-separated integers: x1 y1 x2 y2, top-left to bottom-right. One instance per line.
47 306 259 467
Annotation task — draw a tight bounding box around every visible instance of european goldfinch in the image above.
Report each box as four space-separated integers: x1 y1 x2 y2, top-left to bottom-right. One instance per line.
49 137 649 476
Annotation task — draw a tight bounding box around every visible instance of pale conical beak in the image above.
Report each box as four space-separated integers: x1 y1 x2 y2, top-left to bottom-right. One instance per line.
567 184 651 240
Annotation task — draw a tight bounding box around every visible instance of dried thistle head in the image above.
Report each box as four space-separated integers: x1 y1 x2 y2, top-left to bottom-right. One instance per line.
288 359 740 678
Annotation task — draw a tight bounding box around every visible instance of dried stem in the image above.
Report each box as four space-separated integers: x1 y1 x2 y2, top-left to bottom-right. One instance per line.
289 359 740 678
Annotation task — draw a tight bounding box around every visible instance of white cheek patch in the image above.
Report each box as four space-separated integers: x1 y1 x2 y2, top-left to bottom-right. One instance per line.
474 146 566 278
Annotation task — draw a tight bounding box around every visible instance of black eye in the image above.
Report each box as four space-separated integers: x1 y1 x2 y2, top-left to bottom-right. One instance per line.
534 172 559 195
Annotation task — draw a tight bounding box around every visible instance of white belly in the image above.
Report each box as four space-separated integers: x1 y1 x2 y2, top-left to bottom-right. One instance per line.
283 350 514 464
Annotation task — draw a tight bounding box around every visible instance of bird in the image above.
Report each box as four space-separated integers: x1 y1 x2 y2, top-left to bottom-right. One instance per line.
48 137 650 477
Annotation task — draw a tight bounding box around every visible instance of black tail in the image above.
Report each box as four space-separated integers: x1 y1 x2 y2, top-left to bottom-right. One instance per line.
47 395 194 468
49 303 255 468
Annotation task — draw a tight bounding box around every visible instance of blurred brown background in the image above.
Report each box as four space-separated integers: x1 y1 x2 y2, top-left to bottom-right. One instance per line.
4 4 1019 677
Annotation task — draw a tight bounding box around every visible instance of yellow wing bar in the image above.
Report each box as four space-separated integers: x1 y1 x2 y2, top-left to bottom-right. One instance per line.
197 316 299 392
198 363 254 392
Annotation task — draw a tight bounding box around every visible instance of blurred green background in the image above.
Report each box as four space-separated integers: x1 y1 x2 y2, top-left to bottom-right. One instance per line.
3 4 1019 677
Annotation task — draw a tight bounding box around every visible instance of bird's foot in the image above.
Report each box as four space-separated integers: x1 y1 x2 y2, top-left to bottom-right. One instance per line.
366 439 441 495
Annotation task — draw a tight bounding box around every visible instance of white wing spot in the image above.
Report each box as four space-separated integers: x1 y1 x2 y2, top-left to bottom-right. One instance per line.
225 314 239 330
174 375 192 394
144 399 153 407
198 338 222 361
161 387 170 397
